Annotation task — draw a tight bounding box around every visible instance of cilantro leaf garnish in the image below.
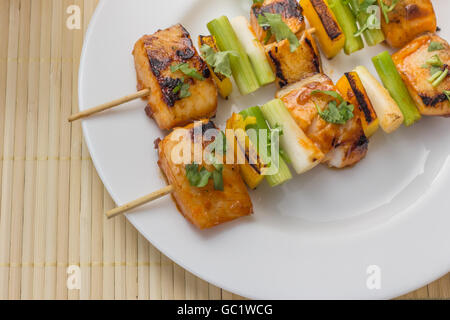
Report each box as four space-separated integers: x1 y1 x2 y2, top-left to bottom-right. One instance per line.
354 6 380 37
316 101 355 125
443 90 450 104
428 41 445 52
380 0 399 24
200 44 237 78
185 164 212 188
311 90 354 125
172 77 191 99
185 161 224 191
345 0 380 36
212 167 224 191
430 69 448 87
430 66 443 76
422 54 446 81
252 0 264 4
257 13 299 52
426 54 443 67
171 63 205 80
185 131 227 191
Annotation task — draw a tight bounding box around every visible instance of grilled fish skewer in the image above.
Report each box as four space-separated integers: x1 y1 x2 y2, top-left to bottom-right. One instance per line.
69 24 218 129
106 120 253 229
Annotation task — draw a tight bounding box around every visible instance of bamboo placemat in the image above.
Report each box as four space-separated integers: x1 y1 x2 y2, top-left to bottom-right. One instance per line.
0 0 448 300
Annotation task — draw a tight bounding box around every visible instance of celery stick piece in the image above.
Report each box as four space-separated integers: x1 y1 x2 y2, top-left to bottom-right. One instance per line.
260 99 324 175
231 16 275 86
207 16 260 95
372 51 421 126
329 0 364 55
240 107 292 187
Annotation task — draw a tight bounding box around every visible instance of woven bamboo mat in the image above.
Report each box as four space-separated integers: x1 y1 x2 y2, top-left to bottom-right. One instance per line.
0 0 448 300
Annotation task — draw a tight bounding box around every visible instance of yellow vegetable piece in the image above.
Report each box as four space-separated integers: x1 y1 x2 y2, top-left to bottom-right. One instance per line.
336 72 379 137
198 35 233 99
226 113 265 190
300 0 345 59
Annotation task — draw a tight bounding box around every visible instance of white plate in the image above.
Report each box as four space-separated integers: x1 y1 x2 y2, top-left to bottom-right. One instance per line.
79 0 450 299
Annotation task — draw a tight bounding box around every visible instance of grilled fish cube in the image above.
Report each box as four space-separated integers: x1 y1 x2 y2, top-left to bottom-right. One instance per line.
266 29 322 88
276 74 368 168
392 34 450 117
250 0 306 44
133 24 218 130
158 120 253 229
379 0 437 48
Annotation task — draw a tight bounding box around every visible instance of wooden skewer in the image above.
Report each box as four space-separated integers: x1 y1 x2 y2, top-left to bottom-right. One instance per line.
106 185 174 219
68 88 150 122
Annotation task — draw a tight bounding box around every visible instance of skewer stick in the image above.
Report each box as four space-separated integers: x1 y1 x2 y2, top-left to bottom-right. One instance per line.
106 185 175 219
68 88 151 122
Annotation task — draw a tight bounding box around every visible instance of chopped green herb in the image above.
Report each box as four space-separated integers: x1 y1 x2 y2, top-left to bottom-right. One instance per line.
185 161 224 191
171 63 205 80
426 54 443 67
428 70 442 83
353 0 380 37
212 168 224 191
172 81 182 94
443 90 450 103
252 0 264 4
380 0 399 24
428 41 445 52
200 44 237 78
185 164 212 188
179 83 191 98
312 91 354 124
430 66 443 76
422 55 445 81
257 13 299 52
316 101 355 125
172 78 191 99
432 69 448 87
185 130 227 191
